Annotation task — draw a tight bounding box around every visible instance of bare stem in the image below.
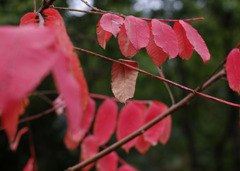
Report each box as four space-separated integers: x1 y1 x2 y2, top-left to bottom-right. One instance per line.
157 67 175 105
33 0 37 13
74 47 240 108
67 69 226 171
38 0 57 13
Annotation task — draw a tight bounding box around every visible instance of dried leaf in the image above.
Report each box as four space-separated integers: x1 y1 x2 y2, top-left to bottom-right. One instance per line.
111 59 139 103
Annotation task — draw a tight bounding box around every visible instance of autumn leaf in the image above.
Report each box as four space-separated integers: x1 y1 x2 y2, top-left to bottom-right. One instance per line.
93 99 118 145
23 157 36 171
173 21 194 59
96 152 118 171
146 23 168 67
124 16 149 50
135 134 151 155
178 20 210 63
143 101 168 145
116 102 144 152
111 59 139 103
80 135 99 171
118 164 138 171
159 115 172 145
151 19 178 58
118 24 138 58
0 26 62 142
100 13 124 37
97 22 112 49
10 127 28 151
226 48 240 94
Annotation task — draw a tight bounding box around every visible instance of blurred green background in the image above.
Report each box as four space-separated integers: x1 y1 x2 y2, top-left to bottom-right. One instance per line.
0 0 239 170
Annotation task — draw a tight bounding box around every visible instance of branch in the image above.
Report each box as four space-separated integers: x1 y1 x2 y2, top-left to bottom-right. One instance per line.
37 0 57 13
67 69 226 171
54 6 204 22
74 47 240 108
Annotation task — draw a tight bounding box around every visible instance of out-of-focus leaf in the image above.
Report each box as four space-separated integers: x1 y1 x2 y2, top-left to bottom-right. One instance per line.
96 152 118 171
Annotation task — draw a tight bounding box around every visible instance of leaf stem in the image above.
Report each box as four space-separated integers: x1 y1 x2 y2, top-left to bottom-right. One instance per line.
157 67 175 105
74 47 240 108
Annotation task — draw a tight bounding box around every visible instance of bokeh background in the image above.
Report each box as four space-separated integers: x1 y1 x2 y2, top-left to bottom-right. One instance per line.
0 0 239 170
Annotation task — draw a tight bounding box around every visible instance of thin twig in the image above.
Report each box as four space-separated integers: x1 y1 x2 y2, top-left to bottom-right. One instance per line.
54 6 203 22
38 0 57 13
74 47 240 108
33 0 37 13
157 67 175 105
67 69 226 171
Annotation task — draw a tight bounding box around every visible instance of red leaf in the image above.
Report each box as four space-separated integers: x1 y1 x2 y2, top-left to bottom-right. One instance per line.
100 13 124 37
64 97 96 150
53 55 83 150
0 26 61 141
111 59 139 103
20 13 38 25
97 22 112 49
179 20 210 63
144 101 168 145
151 19 178 59
118 164 138 171
226 48 240 94
23 157 36 171
135 134 151 155
124 16 149 50
93 99 118 145
146 23 168 67
10 127 28 151
118 24 138 58
96 152 118 171
173 21 193 59
159 115 172 145
80 135 99 171
116 102 144 152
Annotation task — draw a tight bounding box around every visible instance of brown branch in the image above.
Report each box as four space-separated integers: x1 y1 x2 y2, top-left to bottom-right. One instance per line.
74 47 240 108
157 67 175 105
37 0 57 13
67 69 226 171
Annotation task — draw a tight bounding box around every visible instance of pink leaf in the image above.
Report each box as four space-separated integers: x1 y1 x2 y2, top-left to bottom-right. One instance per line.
118 164 138 171
151 19 178 59
226 48 240 94
111 59 139 103
118 25 138 58
97 22 112 49
179 20 210 63
144 101 168 145
124 16 149 50
96 152 118 171
10 127 28 151
173 21 194 59
80 135 99 171
146 23 168 67
116 102 144 152
135 134 151 155
53 54 83 150
23 157 36 171
100 13 124 37
159 115 172 145
64 97 96 150
93 99 118 145
0 26 61 141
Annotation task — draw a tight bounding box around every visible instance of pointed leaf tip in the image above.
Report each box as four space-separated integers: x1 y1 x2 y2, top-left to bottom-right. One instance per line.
179 20 210 63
